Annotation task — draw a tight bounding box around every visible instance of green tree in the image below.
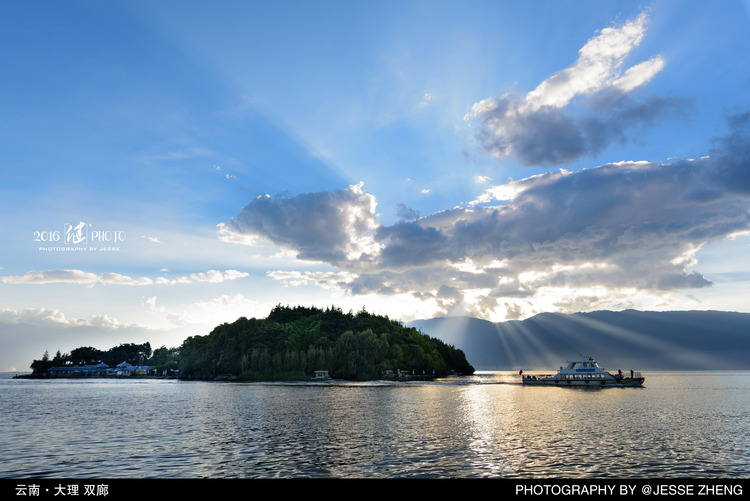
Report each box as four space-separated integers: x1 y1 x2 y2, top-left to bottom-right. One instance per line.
69 346 103 366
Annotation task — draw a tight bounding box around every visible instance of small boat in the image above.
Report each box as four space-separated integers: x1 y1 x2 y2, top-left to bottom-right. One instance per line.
520 356 644 387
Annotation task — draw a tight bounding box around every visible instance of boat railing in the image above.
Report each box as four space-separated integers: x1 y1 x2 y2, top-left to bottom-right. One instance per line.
612 371 643 380
521 374 556 380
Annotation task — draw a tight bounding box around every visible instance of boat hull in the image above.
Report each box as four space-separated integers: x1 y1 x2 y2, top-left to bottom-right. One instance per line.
522 377 644 387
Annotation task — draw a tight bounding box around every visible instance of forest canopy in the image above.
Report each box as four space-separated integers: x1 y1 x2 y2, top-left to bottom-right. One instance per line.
28 306 474 381
179 305 475 380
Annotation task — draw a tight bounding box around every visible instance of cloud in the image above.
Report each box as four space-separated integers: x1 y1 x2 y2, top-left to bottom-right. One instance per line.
144 296 164 313
465 11 685 166
165 293 273 329
0 307 135 329
186 269 249 283
0 308 168 372
224 116 750 320
1 269 248 286
267 270 357 289
709 110 750 194
523 12 659 110
419 92 436 108
226 182 380 265
395 203 421 221
0 270 154 286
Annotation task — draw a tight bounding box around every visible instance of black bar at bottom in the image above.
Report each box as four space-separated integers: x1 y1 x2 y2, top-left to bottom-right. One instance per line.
3 478 749 499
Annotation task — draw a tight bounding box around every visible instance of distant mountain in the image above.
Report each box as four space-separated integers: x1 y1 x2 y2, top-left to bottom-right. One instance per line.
408 310 750 371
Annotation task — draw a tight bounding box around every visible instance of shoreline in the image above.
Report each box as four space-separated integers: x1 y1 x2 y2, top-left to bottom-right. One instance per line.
11 372 444 383
12 373 178 380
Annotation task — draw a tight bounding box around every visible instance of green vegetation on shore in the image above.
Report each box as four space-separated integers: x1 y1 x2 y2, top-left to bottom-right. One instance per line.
28 305 474 381
29 342 175 375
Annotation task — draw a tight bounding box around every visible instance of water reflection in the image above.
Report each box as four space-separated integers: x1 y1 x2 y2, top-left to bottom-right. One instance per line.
1 372 748 478
460 382 525 476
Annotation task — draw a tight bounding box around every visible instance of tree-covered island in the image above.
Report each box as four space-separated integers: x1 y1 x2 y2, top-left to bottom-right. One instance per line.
25 305 474 381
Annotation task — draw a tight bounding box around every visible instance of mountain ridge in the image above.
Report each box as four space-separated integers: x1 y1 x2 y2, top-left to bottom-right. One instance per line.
407 309 750 371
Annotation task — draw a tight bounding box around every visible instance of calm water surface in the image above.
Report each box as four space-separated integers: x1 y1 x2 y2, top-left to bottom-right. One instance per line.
1 372 748 478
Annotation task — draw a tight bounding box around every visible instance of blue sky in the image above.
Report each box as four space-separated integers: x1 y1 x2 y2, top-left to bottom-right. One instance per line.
1 0 749 371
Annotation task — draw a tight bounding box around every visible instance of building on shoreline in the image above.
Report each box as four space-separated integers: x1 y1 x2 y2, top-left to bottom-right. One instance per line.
45 362 155 377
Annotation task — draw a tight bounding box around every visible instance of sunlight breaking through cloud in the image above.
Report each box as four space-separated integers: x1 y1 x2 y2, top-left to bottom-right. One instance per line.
223 114 750 321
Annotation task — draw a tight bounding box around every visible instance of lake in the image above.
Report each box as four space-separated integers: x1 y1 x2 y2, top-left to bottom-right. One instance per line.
1 371 748 479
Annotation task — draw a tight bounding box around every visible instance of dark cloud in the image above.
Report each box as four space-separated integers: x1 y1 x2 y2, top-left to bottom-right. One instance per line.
710 110 750 193
374 221 452 269
473 99 587 166
227 183 378 265
395 203 421 221
469 91 689 167
582 93 691 154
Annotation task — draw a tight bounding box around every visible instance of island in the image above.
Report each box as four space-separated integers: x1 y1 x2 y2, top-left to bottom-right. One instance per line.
21 305 475 382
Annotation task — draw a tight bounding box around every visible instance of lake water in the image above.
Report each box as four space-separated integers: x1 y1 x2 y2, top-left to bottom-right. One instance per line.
1 371 748 479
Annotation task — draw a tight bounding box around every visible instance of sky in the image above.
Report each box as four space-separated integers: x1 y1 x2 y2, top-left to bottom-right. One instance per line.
1 0 749 372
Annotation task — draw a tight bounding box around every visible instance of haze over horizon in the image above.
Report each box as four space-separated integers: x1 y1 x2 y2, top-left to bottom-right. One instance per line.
2 1 749 372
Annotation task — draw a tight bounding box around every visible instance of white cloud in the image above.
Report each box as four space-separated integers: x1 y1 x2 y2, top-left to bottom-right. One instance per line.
267 270 356 289
611 56 666 93
154 270 249 285
0 270 153 287
143 296 165 313
522 12 656 111
155 276 193 285
419 92 436 108
0 307 138 329
465 11 683 166
1 269 249 286
165 293 273 328
188 269 249 283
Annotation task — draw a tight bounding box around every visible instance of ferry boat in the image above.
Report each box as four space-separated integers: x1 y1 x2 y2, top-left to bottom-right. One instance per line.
520 356 644 387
